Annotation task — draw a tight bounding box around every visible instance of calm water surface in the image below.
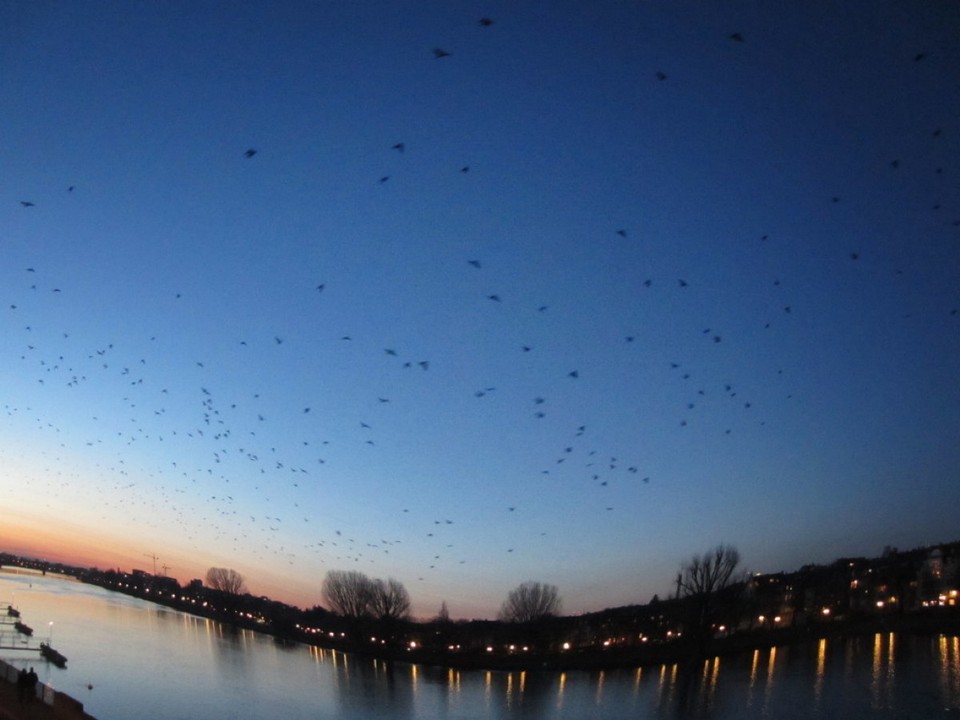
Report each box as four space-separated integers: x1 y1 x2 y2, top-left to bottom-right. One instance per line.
2 571 959 719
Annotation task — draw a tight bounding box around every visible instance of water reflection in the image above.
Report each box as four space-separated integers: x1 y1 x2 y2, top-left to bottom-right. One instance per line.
870 632 896 709
6 573 960 719
813 637 827 707
939 634 960 710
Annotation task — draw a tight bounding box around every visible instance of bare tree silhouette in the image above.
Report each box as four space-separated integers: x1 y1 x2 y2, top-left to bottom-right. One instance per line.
322 569 375 619
678 544 742 652
205 567 247 595
370 578 411 621
499 581 562 623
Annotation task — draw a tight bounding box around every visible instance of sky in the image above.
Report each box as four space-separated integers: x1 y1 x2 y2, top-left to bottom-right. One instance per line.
1 1 959 620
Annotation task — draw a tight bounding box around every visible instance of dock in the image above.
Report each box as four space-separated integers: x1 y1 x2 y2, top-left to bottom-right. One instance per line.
0 605 88 719
0 606 67 667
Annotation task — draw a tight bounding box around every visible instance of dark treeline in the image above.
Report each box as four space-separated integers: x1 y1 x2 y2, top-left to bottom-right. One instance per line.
3 539 960 671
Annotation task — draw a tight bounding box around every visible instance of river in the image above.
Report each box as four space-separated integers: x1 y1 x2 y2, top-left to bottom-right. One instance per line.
1 570 959 719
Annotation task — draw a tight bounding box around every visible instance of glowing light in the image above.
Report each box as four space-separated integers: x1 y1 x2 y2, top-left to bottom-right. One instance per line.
562 642 571 650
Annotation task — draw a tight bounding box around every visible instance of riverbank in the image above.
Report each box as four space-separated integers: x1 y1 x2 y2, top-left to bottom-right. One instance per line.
338 608 960 672
0 661 93 720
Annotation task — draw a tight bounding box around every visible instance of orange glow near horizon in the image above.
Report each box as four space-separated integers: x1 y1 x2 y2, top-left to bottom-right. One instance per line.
0 507 322 609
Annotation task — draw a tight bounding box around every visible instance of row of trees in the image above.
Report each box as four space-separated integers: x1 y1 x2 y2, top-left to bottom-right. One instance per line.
205 544 740 642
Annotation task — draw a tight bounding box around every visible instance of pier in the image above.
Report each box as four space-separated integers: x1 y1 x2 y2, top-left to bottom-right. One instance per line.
0 604 66 666
0 603 89 719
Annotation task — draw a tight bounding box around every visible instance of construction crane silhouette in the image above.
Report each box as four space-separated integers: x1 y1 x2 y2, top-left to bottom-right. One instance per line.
143 553 158 575
160 564 172 577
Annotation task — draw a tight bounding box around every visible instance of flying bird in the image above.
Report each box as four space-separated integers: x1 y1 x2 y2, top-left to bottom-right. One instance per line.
20 201 35 207
243 149 257 158
468 260 481 269
479 17 494 26
392 142 405 152
432 48 451 58
729 32 745 42
655 71 667 81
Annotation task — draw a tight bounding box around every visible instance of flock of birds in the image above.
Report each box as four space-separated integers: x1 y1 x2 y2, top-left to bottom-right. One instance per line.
4 8 958 610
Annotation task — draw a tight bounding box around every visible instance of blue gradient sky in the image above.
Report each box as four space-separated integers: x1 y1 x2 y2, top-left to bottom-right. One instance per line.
2 1 959 619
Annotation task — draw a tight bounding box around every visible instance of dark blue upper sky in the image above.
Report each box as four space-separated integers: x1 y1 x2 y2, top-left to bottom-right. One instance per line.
1 1 958 618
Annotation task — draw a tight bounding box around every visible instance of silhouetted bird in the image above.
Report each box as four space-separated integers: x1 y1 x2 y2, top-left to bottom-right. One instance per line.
20 201 35 207
729 32 745 42
433 48 451 58
379 176 390 183
479 17 494 26
616 229 627 237
568 370 579 379
655 71 667 81
487 294 501 302
468 259 481 269
392 142 405 152
914 52 926 62
316 284 325 292
678 279 688 287
243 149 257 158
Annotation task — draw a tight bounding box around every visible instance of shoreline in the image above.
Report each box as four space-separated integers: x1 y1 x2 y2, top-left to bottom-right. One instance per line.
0 607 956 720
0 659 94 720
295 609 960 673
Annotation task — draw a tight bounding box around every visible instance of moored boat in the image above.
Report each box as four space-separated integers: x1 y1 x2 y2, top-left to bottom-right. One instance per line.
40 642 67 668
